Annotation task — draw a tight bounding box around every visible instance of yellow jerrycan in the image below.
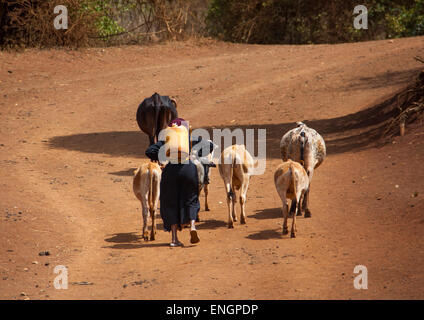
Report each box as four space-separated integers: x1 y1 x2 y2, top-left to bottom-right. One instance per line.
162 124 190 163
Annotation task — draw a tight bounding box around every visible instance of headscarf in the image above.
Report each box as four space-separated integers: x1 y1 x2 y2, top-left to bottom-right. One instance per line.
169 118 189 132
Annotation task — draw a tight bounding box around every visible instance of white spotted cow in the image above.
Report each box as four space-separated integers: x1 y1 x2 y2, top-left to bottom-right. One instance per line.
280 122 326 218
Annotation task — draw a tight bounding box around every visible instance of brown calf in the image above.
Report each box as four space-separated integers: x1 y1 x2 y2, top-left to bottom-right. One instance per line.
133 162 161 241
274 160 309 238
218 144 257 228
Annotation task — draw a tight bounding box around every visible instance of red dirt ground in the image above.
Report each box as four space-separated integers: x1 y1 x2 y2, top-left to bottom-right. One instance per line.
0 37 423 300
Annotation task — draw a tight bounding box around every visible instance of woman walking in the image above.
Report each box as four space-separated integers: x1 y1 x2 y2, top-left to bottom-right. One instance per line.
145 118 215 247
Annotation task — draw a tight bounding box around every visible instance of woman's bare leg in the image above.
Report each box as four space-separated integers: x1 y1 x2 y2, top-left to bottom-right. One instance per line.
170 225 182 246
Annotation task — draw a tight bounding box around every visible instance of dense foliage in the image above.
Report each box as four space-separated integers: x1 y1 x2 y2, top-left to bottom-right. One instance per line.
0 0 422 48
207 0 424 44
0 0 207 48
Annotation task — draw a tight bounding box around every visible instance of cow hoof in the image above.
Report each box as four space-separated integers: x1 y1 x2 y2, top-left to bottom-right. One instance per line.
290 232 296 238
240 219 246 225
228 223 234 229
296 211 302 216
150 235 155 241
143 232 149 241
282 228 288 235
304 210 312 218
205 208 210 212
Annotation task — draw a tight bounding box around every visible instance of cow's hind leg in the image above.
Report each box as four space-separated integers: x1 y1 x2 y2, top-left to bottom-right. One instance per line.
282 197 289 235
239 183 249 225
149 207 156 241
304 169 314 218
239 195 246 224
231 190 237 222
291 197 300 238
295 199 302 216
227 193 235 228
204 184 210 211
303 186 311 218
289 199 297 217
141 200 149 241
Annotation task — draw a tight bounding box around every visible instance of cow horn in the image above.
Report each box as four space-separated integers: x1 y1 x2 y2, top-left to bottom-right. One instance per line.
171 98 177 108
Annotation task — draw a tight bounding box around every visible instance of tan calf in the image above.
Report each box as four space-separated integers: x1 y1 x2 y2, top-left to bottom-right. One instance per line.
218 144 257 228
133 162 161 241
274 160 309 238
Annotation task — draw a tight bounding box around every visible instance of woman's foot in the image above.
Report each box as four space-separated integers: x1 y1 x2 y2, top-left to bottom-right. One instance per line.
190 230 200 244
170 241 183 247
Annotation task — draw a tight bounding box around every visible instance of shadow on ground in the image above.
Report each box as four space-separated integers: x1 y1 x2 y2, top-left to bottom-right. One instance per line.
246 229 283 240
340 67 421 91
49 131 149 158
103 218 226 249
104 231 169 249
197 219 228 230
249 207 282 220
109 168 138 176
48 81 413 159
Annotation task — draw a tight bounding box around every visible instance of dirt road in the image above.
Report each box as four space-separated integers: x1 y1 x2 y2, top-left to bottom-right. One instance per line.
0 37 423 300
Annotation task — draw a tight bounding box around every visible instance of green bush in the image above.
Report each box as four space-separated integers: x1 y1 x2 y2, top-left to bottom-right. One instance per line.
206 0 424 44
81 0 125 38
385 0 424 37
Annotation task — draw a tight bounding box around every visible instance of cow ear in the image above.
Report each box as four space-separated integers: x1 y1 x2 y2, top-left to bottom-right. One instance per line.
171 98 177 109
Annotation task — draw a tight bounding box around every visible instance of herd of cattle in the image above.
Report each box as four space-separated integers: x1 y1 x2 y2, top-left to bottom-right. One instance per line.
133 93 326 240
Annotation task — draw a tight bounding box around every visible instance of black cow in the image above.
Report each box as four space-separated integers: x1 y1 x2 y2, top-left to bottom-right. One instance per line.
136 93 178 146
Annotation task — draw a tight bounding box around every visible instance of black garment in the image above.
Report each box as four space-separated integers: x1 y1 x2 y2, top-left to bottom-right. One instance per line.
160 161 200 232
145 140 165 162
145 137 215 232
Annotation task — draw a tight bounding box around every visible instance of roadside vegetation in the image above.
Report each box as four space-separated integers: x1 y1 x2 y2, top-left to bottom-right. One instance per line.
0 0 423 48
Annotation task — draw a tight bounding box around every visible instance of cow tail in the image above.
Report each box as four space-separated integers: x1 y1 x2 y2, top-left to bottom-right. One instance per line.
148 166 153 210
154 107 161 143
228 153 235 201
290 163 298 199
300 131 306 167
